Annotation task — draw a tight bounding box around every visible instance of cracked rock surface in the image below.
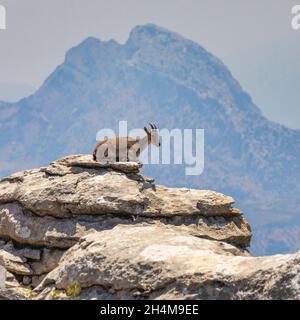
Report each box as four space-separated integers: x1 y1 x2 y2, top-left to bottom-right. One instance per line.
37 224 300 300
0 155 298 300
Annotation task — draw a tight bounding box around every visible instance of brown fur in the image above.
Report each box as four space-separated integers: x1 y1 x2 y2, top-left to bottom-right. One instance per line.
93 136 151 162
93 139 107 161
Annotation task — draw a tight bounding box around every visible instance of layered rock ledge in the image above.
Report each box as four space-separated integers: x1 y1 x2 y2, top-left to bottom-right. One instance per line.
0 155 299 300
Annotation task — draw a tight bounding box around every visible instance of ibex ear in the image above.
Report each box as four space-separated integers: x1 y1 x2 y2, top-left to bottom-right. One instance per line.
144 127 150 135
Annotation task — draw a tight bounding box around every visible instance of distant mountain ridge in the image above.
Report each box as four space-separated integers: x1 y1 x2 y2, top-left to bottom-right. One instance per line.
0 24 299 255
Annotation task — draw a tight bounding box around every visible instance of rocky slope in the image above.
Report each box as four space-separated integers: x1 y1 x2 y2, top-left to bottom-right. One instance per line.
0 155 299 300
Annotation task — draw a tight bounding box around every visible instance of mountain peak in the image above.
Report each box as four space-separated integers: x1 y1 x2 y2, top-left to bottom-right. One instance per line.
129 23 181 38
64 37 120 67
80 36 102 46
127 23 192 48
126 23 225 72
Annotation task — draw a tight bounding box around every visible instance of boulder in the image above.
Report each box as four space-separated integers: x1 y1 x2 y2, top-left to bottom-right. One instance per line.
0 249 32 276
37 224 300 300
0 155 245 219
0 265 5 289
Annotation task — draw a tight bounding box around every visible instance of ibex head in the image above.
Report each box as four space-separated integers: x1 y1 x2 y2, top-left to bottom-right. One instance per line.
144 123 161 147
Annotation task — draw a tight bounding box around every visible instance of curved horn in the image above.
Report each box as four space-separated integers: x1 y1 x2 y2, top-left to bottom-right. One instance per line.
149 123 155 129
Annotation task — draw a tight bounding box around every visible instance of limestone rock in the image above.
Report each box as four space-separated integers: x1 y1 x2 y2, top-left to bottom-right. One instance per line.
0 249 32 276
0 155 242 219
0 287 30 300
0 154 251 251
37 224 300 300
5 271 20 288
31 275 46 288
55 154 143 173
31 249 64 275
1 241 41 261
0 203 251 250
0 203 97 249
1 154 298 300
0 265 5 289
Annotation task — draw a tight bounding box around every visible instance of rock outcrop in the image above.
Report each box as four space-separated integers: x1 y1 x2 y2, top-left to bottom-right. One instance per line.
0 155 299 300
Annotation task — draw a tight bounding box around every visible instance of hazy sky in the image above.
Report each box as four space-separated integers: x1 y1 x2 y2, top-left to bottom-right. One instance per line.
0 0 300 129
